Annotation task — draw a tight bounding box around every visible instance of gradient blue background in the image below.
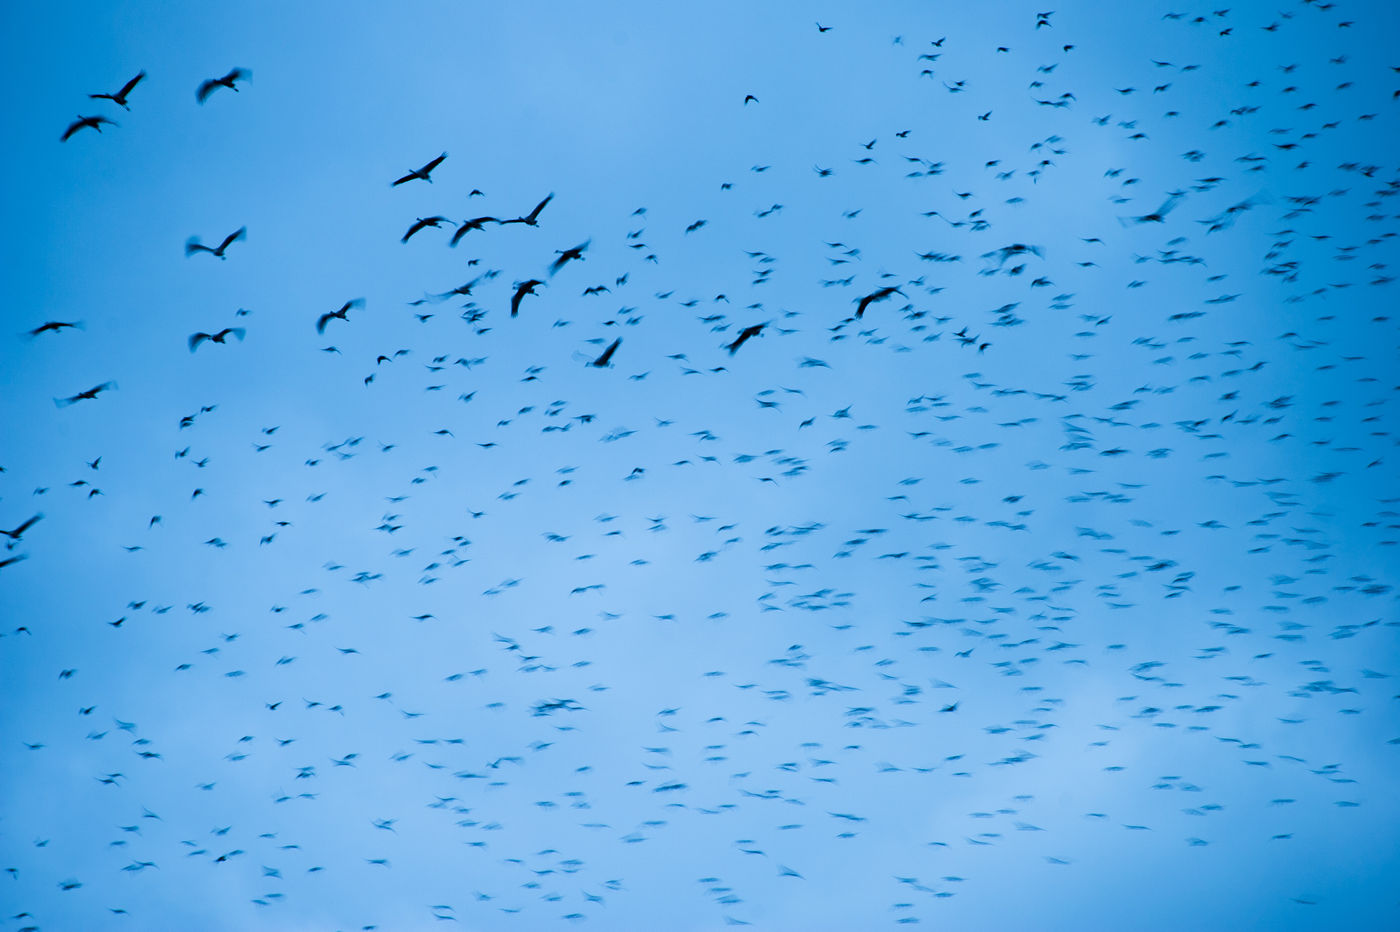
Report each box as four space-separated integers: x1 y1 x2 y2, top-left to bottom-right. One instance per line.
2 1 1398 929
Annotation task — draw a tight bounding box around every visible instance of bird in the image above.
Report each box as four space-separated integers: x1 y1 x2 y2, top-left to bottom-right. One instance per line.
185 227 246 259
317 299 363 333
450 217 501 246
61 115 117 141
0 514 42 546
402 217 450 243
501 194 554 227
510 280 544 317
26 321 82 337
55 382 116 406
196 68 251 103
549 241 589 275
590 338 621 368
724 323 766 355
853 286 904 318
89 71 146 109
189 328 246 351
391 153 447 186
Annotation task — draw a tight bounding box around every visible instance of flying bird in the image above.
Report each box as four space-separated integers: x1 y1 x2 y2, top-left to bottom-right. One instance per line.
196 68 251 103
0 514 42 546
854 286 904 318
450 217 501 246
725 323 766 355
502 194 555 227
549 241 589 275
510 280 544 317
89 71 146 109
402 216 450 243
391 153 447 186
27 321 82 338
317 299 364 334
56 382 116 406
590 338 622 368
61 115 117 141
186 227 246 259
189 328 246 351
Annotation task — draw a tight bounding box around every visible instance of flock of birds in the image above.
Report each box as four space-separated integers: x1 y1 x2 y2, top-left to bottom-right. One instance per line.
6 2 1400 930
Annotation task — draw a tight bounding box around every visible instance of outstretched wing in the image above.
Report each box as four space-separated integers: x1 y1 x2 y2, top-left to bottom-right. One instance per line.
196 79 219 103
525 193 554 223
189 332 211 352
186 238 214 256
118 71 147 99
219 227 247 251
591 338 621 368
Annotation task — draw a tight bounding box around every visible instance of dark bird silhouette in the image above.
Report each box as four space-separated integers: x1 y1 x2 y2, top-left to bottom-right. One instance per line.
402 216 450 243
502 193 554 227
391 153 447 186
89 71 146 110
27 321 82 338
1121 194 1184 226
317 299 363 334
725 323 766 355
0 514 42 546
590 338 622 368
549 241 589 276
744 94 759 104
189 328 246 352
196 68 251 103
511 280 544 317
61 115 117 142
450 217 501 246
186 227 246 259
854 286 904 318
56 382 116 407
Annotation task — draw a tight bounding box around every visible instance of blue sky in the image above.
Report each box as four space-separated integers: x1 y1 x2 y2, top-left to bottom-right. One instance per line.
2 1 1398 929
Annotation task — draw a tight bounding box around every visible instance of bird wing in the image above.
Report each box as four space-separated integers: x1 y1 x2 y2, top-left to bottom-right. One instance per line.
185 239 214 255
421 153 446 174
196 79 219 103
592 338 621 367
526 193 554 222
219 227 247 251
119 71 146 98
315 313 334 334
190 333 210 351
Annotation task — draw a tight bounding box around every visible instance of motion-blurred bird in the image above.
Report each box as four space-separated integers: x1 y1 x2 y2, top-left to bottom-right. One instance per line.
89 71 146 109
196 68 251 103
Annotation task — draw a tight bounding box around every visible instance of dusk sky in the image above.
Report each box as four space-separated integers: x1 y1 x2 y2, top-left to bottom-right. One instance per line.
2 1 1398 929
